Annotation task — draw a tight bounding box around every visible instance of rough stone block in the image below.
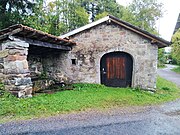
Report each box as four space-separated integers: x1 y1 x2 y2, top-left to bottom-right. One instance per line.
3 41 29 49
23 60 29 69
18 86 32 98
6 55 27 61
6 55 16 61
0 49 9 58
0 63 4 69
14 77 32 86
8 49 28 56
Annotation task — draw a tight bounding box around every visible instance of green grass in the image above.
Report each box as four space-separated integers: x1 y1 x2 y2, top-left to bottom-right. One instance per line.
171 66 180 74
157 61 166 68
0 76 179 123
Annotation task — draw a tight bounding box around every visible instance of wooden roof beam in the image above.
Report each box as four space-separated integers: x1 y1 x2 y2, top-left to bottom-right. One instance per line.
0 28 23 40
18 37 72 51
26 31 37 38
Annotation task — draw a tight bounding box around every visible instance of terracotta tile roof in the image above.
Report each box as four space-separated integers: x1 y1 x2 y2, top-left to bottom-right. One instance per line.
0 24 76 46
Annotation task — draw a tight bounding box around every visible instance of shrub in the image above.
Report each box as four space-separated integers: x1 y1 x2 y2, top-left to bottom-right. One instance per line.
162 87 170 91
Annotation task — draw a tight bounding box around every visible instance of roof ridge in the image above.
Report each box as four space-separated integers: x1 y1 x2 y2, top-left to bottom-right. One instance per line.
60 15 170 48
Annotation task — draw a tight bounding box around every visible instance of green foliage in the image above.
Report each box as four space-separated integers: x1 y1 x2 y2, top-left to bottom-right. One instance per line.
171 29 180 65
161 87 170 91
80 0 125 22
120 7 136 24
0 0 89 36
95 12 108 21
96 0 124 19
0 0 163 37
0 0 35 29
68 4 89 31
1 77 179 123
128 0 163 34
81 0 163 34
171 66 180 74
156 76 179 92
158 48 166 68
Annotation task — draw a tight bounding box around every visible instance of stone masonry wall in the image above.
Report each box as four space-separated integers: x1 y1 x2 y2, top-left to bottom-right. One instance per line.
0 37 32 97
28 52 70 83
63 22 158 90
27 50 70 93
42 52 71 83
28 55 44 78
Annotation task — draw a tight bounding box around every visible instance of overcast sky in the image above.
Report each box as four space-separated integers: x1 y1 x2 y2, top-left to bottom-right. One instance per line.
117 0 180 41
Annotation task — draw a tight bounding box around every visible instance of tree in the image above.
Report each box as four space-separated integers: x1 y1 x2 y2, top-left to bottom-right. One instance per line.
24 0 50 32
50 0 88 35
128 0 163 34
25 0 88 36
80 0 125 22
0 0 35 29
0 0 164 37
158 48 166 67
79 0 99 22
82 0 163 36
95 12 108 21
171 29 180 65
96 0 123 18
67 0 89 32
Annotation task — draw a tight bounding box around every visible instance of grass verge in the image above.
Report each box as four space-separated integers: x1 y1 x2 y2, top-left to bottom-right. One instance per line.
0 76 179 123
157 63 166 68
171 66 180 74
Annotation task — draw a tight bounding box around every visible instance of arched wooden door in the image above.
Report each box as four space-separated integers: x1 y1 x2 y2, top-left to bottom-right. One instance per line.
100 52 133 87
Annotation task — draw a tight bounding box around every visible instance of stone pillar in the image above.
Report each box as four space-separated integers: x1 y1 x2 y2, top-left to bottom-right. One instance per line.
1 37 32 97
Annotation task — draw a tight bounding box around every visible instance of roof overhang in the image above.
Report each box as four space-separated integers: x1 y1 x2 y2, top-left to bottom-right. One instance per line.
0 24 76 51
60 15 170 48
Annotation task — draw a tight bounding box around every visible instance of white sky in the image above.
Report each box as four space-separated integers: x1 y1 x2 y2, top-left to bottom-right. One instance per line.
117 0 180 41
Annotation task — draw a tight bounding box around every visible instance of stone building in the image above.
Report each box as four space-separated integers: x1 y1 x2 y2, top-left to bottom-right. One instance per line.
0 24 75 97
60 15 170 90
0 15 170 97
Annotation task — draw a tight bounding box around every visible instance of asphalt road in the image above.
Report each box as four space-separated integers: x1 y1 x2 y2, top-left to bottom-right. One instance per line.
157 64 180 86
1 102 180 135
0 64 180 135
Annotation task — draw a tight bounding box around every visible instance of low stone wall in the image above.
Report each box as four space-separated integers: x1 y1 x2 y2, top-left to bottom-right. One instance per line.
0 37 32 97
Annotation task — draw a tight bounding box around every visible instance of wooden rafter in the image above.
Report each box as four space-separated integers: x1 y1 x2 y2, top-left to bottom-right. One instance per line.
18 37 72 51
0 28 23 40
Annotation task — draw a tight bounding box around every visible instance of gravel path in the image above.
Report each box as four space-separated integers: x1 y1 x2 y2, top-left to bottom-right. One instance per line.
157 64 180 86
